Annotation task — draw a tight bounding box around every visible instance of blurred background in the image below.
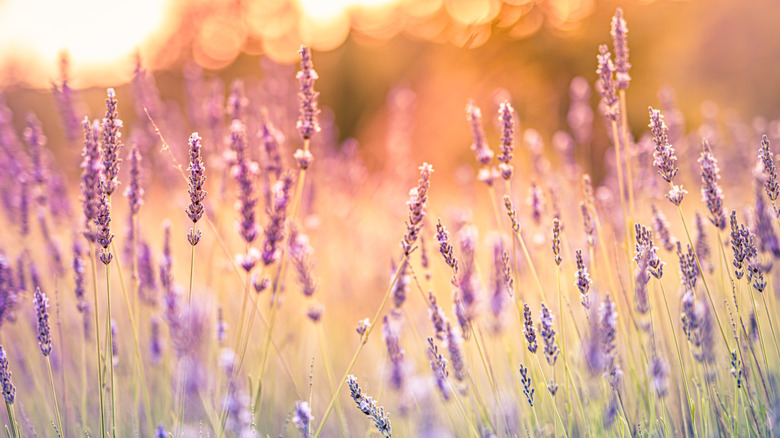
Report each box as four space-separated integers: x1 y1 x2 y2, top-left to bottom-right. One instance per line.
1 0 779 179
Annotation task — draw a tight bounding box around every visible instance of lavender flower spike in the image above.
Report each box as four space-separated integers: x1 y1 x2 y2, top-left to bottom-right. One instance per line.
95 182 114 265
261 172 294 266
125 143 143 215
186 133 206 246
759 135 779 205
80 118 102 242
401 163 433 256
610 8 631 90
346 374 392 437
540 303 559 366
574 249 591 309
466 100 493 165
230 120 258 244
596 45 619 121
427 337 451 401
698 139 726 229
600 293 622 389
34 288 52 356
292 400 313 437
497 100 515 180
523 302 538 354
0 346 15 404
101 88 123 196
296 46 321 142
649 107 678 184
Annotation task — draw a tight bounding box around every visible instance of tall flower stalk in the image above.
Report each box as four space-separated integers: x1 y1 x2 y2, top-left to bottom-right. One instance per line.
34 289 63 436
313 163 433 438
185 132 206 301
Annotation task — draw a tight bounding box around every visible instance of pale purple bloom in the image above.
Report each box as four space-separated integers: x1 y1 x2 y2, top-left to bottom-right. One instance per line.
382 310 406 391
580 202 594 247
610 8 631 90
216 307 227 345
497 101 514 180
0 346 15 404
552 218 562 265
95 182 114 265
391 258 409 308
759 135 779 205
427 337 450 401
289 228 317 297
186 133 206 246
261 172 294 266
137 240 157 305
666 184 687 206
466 100 493 165
230 120 259 244
651 204 676 252
540 303 559 366
346 374 392 437
435 218 458 282
80 118 102 242
698 139 726 229
34 288 52 356
445 322 467 392
523 302 537 354
649 107 678 184
296 46 321 142
677 241 699 293
694 212 713 274
519 363 533 406
600 293 621 389
730 210 749 280
101 88 123 196
428 292 447 341
306 302 323 323
574 249 591 310
125 143 143 215
259 120 283 179
634 223 665 279
292 400 313 437
596 45 619 121
149 316 163 364
72 242 87 312
527 181 543 226
401 163 433 256
226 79 248 122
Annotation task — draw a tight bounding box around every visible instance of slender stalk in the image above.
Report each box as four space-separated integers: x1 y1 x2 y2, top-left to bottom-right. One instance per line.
46 356 64 437
532 354 568 437
759 292 780 363
619 91 636 217
110 239 155 436
4 402 16 438
312 254 407 438
658 281 696 437
104 261 116 437
188 244 195 303
88 242 106 438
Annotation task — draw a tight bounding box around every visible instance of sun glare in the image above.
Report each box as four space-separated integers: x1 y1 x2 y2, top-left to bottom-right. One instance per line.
0 0 169 87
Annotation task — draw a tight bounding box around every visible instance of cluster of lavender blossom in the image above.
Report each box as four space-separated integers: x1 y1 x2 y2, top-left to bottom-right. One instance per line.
0 7 778 438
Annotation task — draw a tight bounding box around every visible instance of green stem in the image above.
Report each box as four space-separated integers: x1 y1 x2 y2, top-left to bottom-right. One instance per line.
4 402 16 438
46 356 64 437
89 242 106 438
312 253 408 438
104 262 116 437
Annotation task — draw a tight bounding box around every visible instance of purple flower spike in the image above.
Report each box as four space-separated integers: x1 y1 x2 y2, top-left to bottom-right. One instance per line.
296 46 320 141
0 346 15 404
759 135 779 204
540 303 559 366
497 101 515 180
610 8 631 90
125 143 143 215
230 121 258 244
80 118 102 242
649 107 679 184
52 54 81 141
34 288 52 356
596 45 619 121
698 139 726 229
261 172 295 266
466 100 493 166
401 163 433 256
186 133 206 246
95 182 114 265
101 88 123 196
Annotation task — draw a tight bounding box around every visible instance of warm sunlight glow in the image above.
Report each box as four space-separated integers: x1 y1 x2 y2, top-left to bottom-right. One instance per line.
296 0 400 21
0 0 169 86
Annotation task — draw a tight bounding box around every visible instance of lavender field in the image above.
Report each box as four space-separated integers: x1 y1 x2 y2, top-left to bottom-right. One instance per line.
0 1 779 437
